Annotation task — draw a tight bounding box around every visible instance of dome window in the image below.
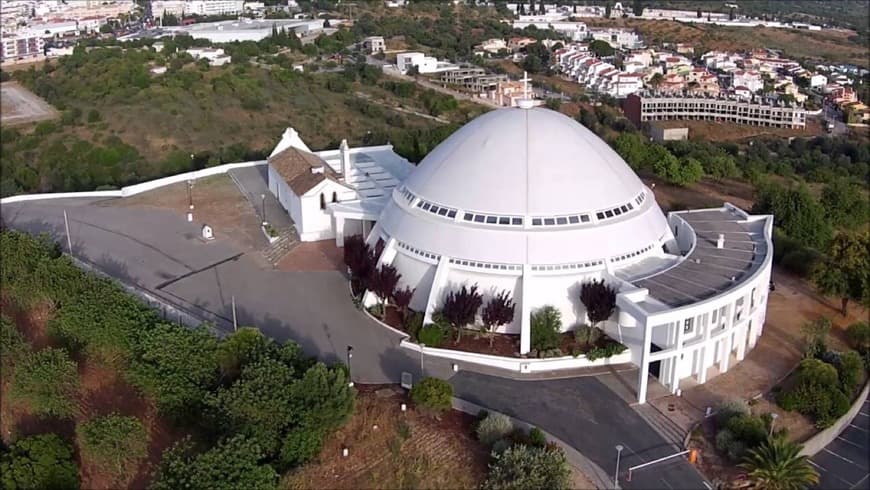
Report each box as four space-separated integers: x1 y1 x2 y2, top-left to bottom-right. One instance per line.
463 213 474 221
474 215 485 223
532 218 542 226
568 216 580 224
556 217 568 225
511 217 523 226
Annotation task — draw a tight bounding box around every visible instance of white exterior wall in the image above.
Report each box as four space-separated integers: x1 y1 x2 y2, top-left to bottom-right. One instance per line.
439 267 522 333
268 165 303 226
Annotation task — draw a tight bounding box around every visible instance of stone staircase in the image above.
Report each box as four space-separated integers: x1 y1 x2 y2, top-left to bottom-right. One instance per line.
262 228 298 265
634 403 687 450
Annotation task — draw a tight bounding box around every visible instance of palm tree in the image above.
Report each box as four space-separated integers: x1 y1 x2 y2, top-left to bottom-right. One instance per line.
739 438 819 490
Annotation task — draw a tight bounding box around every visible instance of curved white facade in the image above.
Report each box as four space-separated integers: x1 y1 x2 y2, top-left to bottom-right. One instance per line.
360 106 773 404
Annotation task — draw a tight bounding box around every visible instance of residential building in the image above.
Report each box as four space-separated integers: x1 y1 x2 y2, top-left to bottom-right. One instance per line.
587 28 643 50
0 28 43 62
440 66 507 93
507 36 536 52
186 47 231 65
624 93 807 129
475 38 507 55
732 70 763 93
395 51 457 74
363 35 385 54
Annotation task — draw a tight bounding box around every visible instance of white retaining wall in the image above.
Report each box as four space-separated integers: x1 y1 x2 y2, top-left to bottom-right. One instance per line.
400 339 631 373
0 160 267 204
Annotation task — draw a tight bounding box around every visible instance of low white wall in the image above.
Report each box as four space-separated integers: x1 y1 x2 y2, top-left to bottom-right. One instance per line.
799 381 870 457
401 339 632 373
0 160 267 205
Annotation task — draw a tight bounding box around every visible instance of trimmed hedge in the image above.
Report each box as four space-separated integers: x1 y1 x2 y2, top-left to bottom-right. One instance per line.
410 377 453 412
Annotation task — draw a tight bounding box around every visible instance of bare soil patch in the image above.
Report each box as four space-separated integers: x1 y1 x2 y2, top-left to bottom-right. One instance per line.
0 81 59 127
643 175 755 212
655 118 823 142
112 174 266 254
277 240 344 272
283 385 489 490
0 294 56 350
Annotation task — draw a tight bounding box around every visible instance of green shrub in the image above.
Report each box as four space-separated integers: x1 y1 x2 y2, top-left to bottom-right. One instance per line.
528 427 547 447
279 427 323 469
776 358 850 428
846 322 870 353
491 438 511 455
0 315 28 371
76 414 148 481
837 351 864 392
418 324 446 347
476 413 514 446
780 248 820 278
531 306 561 352
716 399 751 427
573 325 601 346
152 435 278 490
585 342 628 361
404 310 424 339
0 433 80 490
9 347 80 418
726 415 768 449
410 377 453 413
482 444 570 490
714 428 746 461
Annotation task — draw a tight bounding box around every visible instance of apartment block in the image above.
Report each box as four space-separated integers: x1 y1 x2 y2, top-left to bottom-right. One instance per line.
624 93 806 129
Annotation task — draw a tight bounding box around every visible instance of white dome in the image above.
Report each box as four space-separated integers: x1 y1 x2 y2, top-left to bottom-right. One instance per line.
376 106 672 267
404 107 643 217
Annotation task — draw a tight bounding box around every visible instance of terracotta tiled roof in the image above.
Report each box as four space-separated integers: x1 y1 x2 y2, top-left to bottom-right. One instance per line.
268 146 341 195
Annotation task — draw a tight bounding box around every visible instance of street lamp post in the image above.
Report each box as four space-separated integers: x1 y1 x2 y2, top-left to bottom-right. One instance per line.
187 179 194 210
261 193 267 226
614 445 624 489
769 413 778 437
346 346 354 387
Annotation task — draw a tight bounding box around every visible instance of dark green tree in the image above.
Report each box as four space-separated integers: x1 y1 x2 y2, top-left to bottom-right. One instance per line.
8 347 79 418
152 436 278 490
0 434 80 490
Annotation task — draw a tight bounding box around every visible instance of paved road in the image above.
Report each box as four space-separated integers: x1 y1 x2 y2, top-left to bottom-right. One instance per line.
2 197 708 489
811 397 869 490
227 165 294 231
453 372 708 490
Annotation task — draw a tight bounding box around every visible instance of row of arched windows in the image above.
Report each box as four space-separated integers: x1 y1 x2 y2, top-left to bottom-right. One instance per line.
319 192 339 210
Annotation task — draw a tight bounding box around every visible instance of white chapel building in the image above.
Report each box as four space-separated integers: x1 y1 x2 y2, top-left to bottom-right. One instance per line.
268 105 774 404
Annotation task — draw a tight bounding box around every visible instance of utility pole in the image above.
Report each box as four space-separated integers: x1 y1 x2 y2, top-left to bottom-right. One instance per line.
231 295 238 331
614 445 624 489
261 193 267 225
63 210 73 256
346 345 354 387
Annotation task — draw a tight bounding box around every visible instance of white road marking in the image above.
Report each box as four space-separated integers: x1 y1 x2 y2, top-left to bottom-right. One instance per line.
848 423 868 433
808 460 826 471
823 448 855 464
837 436 865 448
852 474 869 489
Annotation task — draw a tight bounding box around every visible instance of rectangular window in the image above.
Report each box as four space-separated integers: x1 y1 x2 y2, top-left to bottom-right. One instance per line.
684 318 694 334
614 208 623 216
532 218 542 226
556 217 568 225
447 210 456 218
422 203 431 211
463 213 473 221
596 212 605 220
474 215 485 223
437 208 448 216
486 216 497 224
580 215 590 222
620 205 629 213
627 203 634 210
568 216 580 224
605 210 614 218
544 218 556 225
499 217 510 225
512 217 523 226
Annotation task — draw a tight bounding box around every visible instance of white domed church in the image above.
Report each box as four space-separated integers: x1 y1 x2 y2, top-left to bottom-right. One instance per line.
268 105 774 404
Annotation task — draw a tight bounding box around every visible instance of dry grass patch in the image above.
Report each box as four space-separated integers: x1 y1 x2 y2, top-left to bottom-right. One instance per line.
283 386 489 490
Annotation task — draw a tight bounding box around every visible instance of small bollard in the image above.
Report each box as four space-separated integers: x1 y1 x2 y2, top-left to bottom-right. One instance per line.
373 424 379 430
342 447 349 457
705 406 712 418
187 212 193 222
452 363 459 372
400 403 407 412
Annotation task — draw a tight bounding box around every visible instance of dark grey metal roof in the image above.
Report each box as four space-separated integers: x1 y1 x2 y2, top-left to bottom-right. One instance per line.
633 209 768 307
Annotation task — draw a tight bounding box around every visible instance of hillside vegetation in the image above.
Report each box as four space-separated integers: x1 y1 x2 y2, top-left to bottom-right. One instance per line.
0 41 482 197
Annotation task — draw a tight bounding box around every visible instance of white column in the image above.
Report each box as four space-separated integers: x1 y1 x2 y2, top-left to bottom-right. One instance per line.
736 323 747 361
720 331 733 373
364 222 382 247
671 317 687 394
520 264 533 355
423 256 451 325
363 238 398 307
637 319 652 405
697 346 707 383
334 216 345 247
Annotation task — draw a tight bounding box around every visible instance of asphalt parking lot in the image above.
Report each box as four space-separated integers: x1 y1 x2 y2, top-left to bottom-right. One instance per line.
811 398 870 490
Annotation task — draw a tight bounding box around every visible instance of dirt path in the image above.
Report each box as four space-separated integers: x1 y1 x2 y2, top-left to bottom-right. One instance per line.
1 81 59 127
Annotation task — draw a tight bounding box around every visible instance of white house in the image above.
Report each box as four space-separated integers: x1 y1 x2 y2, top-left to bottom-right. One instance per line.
395 52 456 74
267 129 413 242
